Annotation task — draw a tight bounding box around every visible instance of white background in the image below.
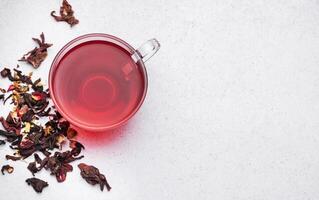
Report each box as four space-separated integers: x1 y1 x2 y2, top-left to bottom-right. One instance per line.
0 0 319 199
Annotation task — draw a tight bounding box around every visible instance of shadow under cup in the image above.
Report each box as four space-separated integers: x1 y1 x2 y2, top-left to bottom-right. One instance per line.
49 34 148 131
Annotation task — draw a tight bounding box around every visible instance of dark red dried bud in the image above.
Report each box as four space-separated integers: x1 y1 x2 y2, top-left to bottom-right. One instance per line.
78 163 111 191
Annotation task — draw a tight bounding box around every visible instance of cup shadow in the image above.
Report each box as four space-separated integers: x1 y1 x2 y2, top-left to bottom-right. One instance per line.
74 123 130 148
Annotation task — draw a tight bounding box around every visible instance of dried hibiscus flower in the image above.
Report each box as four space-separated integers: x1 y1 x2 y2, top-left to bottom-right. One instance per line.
27 153 43 176
1 164 14 175
78 163 111 191
51 0 79 27
0 129 19 143
27 161 38 176
0 68 10 78
5 155 21 161
42 150 84 182
66 127 77 139
0 116 20 134
69 140 85 156
26 178 48 193
19 33 52 68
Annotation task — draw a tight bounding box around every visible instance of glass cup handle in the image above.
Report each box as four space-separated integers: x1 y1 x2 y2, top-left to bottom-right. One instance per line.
132 39 160 63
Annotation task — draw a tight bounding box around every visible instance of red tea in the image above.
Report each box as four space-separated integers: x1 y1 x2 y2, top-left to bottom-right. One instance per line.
51 40 146 128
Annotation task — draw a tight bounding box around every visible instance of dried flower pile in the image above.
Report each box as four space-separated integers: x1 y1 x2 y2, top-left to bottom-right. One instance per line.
0 67 111 193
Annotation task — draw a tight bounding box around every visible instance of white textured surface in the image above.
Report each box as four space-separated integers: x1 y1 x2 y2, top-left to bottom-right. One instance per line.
1 0 319 199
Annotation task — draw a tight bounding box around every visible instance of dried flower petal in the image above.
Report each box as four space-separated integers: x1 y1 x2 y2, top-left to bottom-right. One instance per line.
7 84 15 92
66 127 77 139
18 105 29 116
6 111 20 128
19 33 52 68
1 164 14 175
0 88 6 93
0 129 19 142
0 139 5 145
0 68 10 78
51 0 79 26
0 117 20 134
69 140 85 156
34 153 42 164
56 134 66 149
5 155 21 161
37 150 82 182
44 125 53 136
32 91 46 101
27 154 42 175
26 178 48 193
22 122 31 133
27 161 38 176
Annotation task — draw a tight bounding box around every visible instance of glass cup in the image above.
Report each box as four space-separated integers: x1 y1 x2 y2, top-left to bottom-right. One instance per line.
49 33 160 131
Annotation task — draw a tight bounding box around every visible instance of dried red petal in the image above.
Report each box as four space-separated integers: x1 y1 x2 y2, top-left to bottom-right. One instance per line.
0 88 6 93
31 91 46 101
20 138 34 149
56 170 67 182
69 140 85 156
6 155 21 161
1 164 14 175
0 68 10 78
19 33 52 68
26 178 48 193
66 127 77 139
27 162 38 176
17 105 29 116
7 84 15 92
51 0 79 26
0 116 20 134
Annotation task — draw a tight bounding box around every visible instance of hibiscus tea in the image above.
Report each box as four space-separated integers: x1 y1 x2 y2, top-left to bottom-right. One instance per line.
50 38 147 130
